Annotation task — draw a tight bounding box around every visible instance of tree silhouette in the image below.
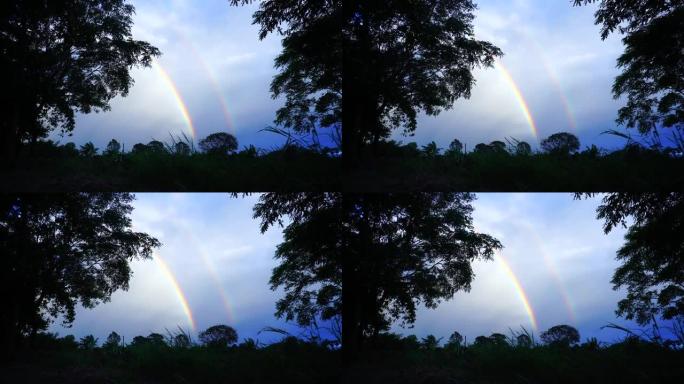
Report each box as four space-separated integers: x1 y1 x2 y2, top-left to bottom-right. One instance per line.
343 0 502 161
229 1 341 146
199 325 238 348
103 332 122 350
79 142 99 158
540 325 580 347
0 193 160 355
79 335 98 350
574 1 683 144
445 139 464 157
105 140 122 156
581 193 684 326
516 141 532 156
253 193 501 363
199 132 238 155
445 331 464 349
0 0 160 164
540 132 580 155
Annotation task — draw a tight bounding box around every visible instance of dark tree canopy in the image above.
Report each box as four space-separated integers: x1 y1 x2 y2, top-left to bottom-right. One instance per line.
584 193 684 325
199 324 238 348
540 132 580 155
574 1 683 143
0 193 160 352
199 132 238 155
0 0 160 161
540 325 580 347
253 193 501 362
344 0 502 158
229 1 341 142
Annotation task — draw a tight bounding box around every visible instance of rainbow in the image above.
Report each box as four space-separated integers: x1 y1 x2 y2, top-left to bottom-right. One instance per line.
152 59 197 139
495 59 539 142
153 252 197 331
497 252 539 331
518 219 577 324
173 29 235 135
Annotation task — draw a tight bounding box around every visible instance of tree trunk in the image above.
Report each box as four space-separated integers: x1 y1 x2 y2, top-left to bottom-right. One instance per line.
341 194 361 366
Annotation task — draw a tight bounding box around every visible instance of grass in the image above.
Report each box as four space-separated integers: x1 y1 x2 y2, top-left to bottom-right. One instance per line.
346 148 684 191
2 145 340 191
344 334 684 384
3 335 340 384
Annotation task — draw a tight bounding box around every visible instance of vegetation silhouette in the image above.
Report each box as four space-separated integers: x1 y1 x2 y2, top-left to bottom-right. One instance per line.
579 193 684 328
574 1 684 152
342 0 502 164
0 193 160 357
345 132 684 190
253 193 501 364
0 132 340 191
0 0 160 165
3 325 340 383
342 325 684 383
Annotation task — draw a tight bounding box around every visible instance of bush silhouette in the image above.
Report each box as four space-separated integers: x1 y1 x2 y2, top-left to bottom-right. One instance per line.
541 325 580 347
541 132 580 155
199 132 238 155
199 325 238 348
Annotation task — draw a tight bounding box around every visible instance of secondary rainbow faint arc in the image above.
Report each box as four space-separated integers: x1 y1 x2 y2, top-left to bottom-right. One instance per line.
153 252 197 331
495 59 540 141
173 28 235 135
152 59 197 139
497 252 539 332
518 219 577 324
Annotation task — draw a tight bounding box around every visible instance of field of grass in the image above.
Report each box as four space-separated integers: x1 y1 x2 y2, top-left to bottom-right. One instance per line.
347 149 684 191
1 147 340 191
3 337 340 384
344 337 684 384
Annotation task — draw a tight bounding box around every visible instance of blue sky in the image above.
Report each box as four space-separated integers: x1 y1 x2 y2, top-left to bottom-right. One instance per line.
50 193 651 346
50 0 631 151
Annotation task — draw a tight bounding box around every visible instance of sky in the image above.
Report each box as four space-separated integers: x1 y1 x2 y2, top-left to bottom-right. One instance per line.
50 0 631 152
49 193 652 346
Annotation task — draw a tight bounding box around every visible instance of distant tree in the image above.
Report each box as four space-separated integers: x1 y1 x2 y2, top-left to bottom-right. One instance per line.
445 139 464 156
253 193 501 363
104 140 122 156
173 333 191 349
103 332 122 349
402 335 421 350
63 143 79 157
0 193 160 355
445 331 464 349
79 142 99 157
199 325 238 348
474 143 492 154
79 335 98 350
517 334 533 348
420 335 442 350
579 193 684 326
0 0 160 164
541 132 580 155
199 132 238 155
489 141 507 154
148 140 166 153
421 142 441 158
489 333 508 346
60 335 79 350
541 325 580 347
516 141 532 156
147 333 166 346
473 335 491 346
131 143 147 154
130 336 148 347
173 142 191 156
574 1 683 144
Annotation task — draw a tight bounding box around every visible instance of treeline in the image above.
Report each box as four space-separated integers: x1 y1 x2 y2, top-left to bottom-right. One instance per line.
371 131 683 159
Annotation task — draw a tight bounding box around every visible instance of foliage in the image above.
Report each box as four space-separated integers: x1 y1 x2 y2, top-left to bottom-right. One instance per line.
199 132 238 155
540 132 580 155
0 0 160 161
343 0 502 157
540 325 580 347
199 325 238 348
445 331 464 349
103 332 122 350
574 1 683 145
78 335 98 350
0 194 160 352
580 193 684 326
104 140 122 156
79 142 99 158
